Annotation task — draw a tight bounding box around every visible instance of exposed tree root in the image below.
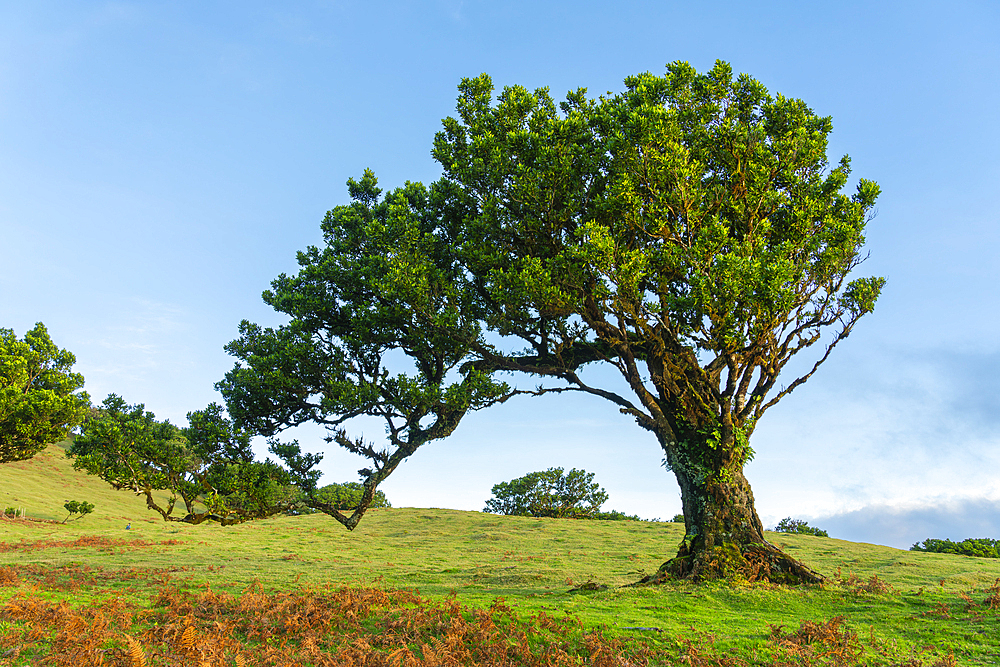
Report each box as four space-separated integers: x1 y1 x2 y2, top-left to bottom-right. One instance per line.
638 542 825 585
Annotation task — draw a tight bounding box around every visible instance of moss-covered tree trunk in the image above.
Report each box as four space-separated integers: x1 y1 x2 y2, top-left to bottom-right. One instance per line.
644 432 824 584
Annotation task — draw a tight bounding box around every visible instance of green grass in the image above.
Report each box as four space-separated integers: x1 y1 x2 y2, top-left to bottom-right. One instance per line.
2 441 1000 664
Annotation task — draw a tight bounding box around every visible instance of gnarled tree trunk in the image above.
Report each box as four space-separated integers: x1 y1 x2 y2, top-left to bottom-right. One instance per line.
643 433 824 585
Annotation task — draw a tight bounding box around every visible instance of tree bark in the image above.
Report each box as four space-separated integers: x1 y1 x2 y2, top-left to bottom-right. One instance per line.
643 435 825 585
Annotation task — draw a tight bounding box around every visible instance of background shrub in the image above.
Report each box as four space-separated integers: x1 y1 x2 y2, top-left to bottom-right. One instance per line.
774 517 829 537
910 537 1000 558
313 482 391 510
592 509 643 521
484 467 608 518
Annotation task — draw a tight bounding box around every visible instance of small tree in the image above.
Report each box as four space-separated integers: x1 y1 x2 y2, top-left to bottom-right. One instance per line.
1 323 90 463
484 467 609 518
62 500 94 523
70 395 295 525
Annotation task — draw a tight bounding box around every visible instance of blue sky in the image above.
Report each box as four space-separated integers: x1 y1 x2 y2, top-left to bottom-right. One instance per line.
2 1 998 549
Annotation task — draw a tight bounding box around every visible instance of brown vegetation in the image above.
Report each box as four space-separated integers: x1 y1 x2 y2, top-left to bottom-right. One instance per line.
1 581 654 666
0 537 181 553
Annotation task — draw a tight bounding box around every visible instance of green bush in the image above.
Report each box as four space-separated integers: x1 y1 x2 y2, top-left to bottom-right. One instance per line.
484 467 608 519
671 514 685 523
313 482 391 510
910 537 1000 558
593 509 642 521
774 517 829 537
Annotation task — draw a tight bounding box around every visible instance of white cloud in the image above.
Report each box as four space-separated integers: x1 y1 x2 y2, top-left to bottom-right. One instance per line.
748 345 1000 536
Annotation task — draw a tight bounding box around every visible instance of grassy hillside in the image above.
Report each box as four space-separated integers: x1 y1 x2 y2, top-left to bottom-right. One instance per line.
2 442 1000 664
0 438 177 524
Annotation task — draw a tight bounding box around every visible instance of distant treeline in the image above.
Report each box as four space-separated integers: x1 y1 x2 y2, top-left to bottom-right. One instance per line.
910 537 1000 558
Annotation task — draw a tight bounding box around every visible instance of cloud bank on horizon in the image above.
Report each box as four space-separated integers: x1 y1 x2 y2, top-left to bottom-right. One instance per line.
815 499 1000 551
1 1 998 549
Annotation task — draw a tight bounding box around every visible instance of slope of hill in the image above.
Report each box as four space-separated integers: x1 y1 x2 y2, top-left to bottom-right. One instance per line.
3 443 1000 663
2 440 1000 597
0 438 166 525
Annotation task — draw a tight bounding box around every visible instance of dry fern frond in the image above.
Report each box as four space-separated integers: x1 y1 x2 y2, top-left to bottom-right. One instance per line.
124 635 146 667
179 624 197 654
0 567 21 588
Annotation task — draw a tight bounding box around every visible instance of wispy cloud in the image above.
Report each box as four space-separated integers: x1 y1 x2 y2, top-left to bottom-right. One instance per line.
750 344 1000 527
73 297 198 414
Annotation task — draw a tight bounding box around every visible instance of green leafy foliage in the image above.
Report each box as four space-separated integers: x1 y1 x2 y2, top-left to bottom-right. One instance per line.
0 323 89 463
910 538 1000 558
70 395 294 525
219 171 519 531
61 500 94 523
484 467 609 518
314 482 391 510
775 517 829 537
592 509 648 521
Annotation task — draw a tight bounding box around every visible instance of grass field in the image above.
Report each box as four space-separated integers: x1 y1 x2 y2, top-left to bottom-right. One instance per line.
2 442 999 665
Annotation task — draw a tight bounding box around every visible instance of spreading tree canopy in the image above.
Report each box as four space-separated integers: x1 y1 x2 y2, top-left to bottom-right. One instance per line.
71 395 296 525
221 61 883 582
1 323 90 463
219 176 521 529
